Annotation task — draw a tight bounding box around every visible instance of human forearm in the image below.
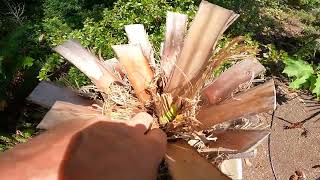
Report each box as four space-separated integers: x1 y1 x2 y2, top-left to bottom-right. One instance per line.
0 113 166 180
0 119 99 179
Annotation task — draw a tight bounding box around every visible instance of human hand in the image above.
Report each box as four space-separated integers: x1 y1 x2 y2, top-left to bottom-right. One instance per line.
0 112 167 180
60 112 167 180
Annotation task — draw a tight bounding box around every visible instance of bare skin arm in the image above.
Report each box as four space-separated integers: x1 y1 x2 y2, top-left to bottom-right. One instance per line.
0 112 167 180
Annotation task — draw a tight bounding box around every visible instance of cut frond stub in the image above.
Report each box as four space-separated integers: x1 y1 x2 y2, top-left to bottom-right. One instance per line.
197 80 276 129
202 58 266 105
165 1 239 97
37 101 102 130
161 12 188 78
166 140 231 180
53 39 121 92
125 24 155 67
205 129 270 153
103 58 126 78
112 44 154 103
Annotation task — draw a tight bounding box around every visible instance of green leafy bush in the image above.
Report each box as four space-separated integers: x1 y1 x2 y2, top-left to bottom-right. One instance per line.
56 67 90 89
283 57 314 89
287 0 320 9
40 0 198 85
0 25 42 100
283 57 320 98
17 0 320 99
38 54 64 81
43 0 117 28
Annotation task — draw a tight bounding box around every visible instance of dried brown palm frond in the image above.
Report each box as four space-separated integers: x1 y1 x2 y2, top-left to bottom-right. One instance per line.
112 44 154 103
35 1 276 179
201 58 266 105
161 12 188 78
166 140 230 180
165 2 239 98
53 40 122 91
180 36 259 99
125 24 155 67
197 80 276 129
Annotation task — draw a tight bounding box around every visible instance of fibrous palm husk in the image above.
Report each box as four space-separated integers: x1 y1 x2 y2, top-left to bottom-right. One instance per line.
34 1 276 179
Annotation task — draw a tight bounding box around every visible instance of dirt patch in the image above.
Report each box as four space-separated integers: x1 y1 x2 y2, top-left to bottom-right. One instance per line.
243 93 320 179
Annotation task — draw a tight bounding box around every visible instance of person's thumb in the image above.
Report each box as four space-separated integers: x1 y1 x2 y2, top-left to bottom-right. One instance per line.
128 112 153 134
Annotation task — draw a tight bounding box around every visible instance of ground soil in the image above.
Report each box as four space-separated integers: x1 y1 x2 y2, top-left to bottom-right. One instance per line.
243 93 320 180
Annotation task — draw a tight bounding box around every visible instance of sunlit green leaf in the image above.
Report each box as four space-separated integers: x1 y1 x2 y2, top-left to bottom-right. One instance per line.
283 57 314 89
312 74 320 98
22 56 34 68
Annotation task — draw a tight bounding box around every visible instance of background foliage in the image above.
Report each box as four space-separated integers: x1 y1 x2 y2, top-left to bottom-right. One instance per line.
0 0 319 149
